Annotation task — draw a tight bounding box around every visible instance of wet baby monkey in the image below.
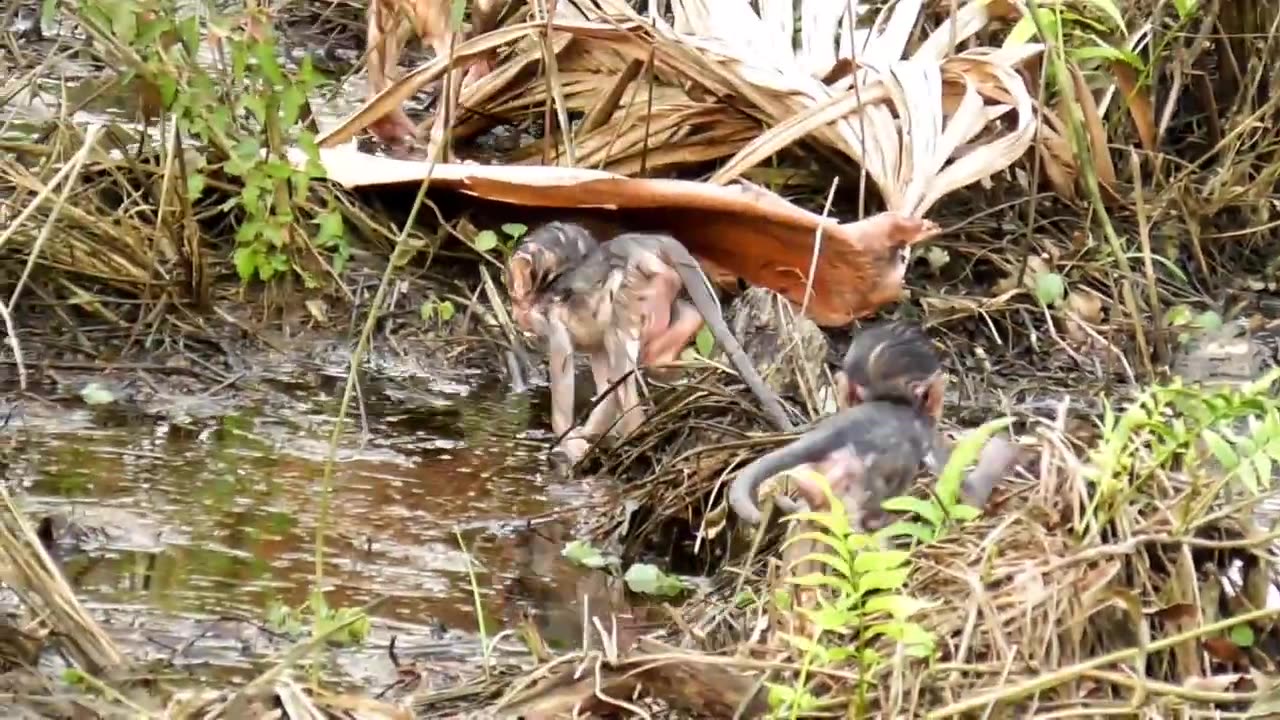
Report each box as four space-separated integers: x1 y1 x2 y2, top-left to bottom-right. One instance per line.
728 321 1022 531
507 221 795 463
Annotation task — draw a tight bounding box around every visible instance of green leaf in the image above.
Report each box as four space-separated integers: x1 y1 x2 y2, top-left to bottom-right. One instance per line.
806 605 857 634
420 301 436 323
474 230 499 253
449 0 466 29
1172 0 1199 20
437 300 456 322
785 572 850 590
186 173 206 200
936 417 1016 505
316 210 344 242
281 85 307 128
1237 460 1259 495
787 551 852 579
695 326 715 357
875 520 934 544
1034 271 1066 306
1003 8 1059 48
233 245 260 282
880 496 943 527
852 549 910 574
1200 428 1239 470
109 0 137 44
1230 623 1256 647
623 563 687 597
857 567 911 595
80 382 115 406
947 503 982 522
1069 44 1139 68
1079 0 1125 29
776 632 824 655
863 593 937 621
561 539 609 569
501 222 528 239
1163 304 1193 327
1193 310 1223 332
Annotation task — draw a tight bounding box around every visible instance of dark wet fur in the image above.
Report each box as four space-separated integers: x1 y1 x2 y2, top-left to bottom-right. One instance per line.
728 400 934 525
841 321 941 405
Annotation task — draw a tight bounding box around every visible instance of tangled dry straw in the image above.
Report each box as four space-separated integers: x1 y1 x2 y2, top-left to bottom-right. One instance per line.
569 363 1280 716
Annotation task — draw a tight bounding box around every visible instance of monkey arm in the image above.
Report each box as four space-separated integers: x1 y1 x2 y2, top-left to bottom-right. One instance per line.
958 435 1019 508
546 314 577 438
365 0 421 145
925 433 1020 509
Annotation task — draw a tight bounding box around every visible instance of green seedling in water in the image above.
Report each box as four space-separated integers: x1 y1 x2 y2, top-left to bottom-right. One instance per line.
1163 304 1224 345
266 590 370 648
420 297 457 328
561 540 686 597
561 539 616 570
623 563 690 597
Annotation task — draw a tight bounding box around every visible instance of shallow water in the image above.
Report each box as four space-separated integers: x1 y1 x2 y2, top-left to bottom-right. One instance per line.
0 373 651 689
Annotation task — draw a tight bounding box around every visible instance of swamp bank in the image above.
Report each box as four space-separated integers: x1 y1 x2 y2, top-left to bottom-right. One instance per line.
4 0 1280 717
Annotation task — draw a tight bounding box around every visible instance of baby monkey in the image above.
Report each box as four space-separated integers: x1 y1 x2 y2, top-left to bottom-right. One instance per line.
507 222 795 463
728 321 1020 530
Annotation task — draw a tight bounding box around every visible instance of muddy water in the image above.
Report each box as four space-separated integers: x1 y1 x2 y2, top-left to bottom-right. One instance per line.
1 374 652 688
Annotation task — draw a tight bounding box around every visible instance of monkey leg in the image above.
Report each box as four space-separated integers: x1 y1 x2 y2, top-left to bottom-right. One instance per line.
602 326 646 440
640 298 703 368
365 0 420 147
462 0 503 85
556 349 621 464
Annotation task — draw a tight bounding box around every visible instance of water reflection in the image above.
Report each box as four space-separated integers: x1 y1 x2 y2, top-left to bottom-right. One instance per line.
1 380 639 679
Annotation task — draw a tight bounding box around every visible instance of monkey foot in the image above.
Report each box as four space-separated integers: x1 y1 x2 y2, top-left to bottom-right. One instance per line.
552 435 591 467
367 110 421 153
462 57 494 87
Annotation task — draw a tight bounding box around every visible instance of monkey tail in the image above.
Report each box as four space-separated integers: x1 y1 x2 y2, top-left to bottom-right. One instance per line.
727 455 774 525
660 240 795 433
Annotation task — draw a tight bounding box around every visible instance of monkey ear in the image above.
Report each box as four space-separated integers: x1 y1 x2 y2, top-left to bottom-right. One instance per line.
914 371 947 420
834 372 864 410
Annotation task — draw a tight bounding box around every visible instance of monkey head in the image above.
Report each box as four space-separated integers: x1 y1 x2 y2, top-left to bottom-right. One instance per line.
835 321 946 421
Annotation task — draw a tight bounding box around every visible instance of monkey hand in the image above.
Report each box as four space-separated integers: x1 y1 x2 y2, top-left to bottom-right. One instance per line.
958 434 1023 509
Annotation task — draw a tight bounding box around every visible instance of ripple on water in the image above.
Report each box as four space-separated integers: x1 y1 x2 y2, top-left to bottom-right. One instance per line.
1 381 616 685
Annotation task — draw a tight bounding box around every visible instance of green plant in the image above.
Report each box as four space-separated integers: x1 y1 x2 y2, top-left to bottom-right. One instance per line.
561 539 691 597
1084 369 1280 534
1034 271 1067 307
880 417 1016 543
474 223 529 257
266 590 371 647
768 469 939 718
71 0 350 285
420 296 457 329
1162 304 1223 345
